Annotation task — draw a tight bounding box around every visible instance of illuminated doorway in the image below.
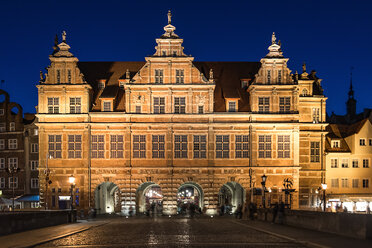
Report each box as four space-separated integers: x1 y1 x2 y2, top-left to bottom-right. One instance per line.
94 182 121 214
136 182 163 215
177 182 204 214
218 182 245 214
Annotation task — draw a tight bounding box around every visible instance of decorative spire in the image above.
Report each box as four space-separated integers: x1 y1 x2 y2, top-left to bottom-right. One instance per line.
348 66 354 99
126 69 130 79
167 10 172 24
272 32 276 45
265 32 283 58
301 62 309 79
209 69 214 82
52 30 74 57
52 34 59 54
161 10 179 39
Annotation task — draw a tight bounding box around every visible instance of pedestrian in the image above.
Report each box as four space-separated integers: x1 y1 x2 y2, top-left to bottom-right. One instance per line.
220 204 225 216
190 203 195 218
367 205 371 214
236 204 243 219
272 203 279 223
249 203 254 220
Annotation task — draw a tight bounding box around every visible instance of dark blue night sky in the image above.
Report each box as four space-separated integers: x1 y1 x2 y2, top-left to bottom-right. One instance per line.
0 0 371 115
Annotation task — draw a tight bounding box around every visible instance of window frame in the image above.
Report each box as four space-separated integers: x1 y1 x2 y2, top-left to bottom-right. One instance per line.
152 135 165 159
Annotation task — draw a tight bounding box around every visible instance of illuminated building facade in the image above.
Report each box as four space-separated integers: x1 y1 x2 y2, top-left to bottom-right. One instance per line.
326 81 372 212
36 13 327 214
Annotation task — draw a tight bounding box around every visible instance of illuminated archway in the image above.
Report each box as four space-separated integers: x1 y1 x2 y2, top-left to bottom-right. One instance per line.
136 182 163 215
218 182 245 213
94 182 120 214
177 182 204 213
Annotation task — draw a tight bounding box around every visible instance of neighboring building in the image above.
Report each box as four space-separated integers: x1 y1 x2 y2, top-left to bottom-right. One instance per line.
36 13 327 215
326 79 372 212
0 90 39 209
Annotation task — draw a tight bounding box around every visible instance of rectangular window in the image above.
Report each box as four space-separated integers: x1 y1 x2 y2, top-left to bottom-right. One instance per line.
331 159 338 168
258 135 271 158
152 135 165 158
0 158 4 169
155 69 164 84
31 143 38 153
68 69 72 83
110 135 124 158
135 105 141 113
175 135 188 158
0 139 4 150
31 178 39 189
8 139 17 149
216 135 230 159
98 81 105 89
48 135 62 158
352 179 359 188
103 101 111 112
0 177 4 188
9 122 15 131
341 178 348 188
331 140 340 148
48 97 59 114
331 178 339 188
68 135 82 159
133 135 146 158
198 105 204 114
34 129 38 136
235 135 249 158
312 108 320 123
228 101 236 112
360 139 366 146
193 135 207 159
153 97 165 114
0 109 4 115
277 135 290 158
278 70 282 83
9 177 18 189
30 160 39 171
56 70 60 83
341 159 349 168
279 97 290 113
176 69 184 84
363 179 369 188
369 139 372 146
91 135 105 158
70 97 81 113
310 142 320 162
258 97 270 113
267 70 271 83
363 159 369 168
352 159 359 168
0 123 5 132
174 97 186 114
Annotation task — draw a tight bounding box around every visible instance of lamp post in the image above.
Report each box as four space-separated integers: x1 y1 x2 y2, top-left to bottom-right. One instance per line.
6 166 20 211
321 183 327 212
44 154 52 210
69 175 76 221
261 174 267 208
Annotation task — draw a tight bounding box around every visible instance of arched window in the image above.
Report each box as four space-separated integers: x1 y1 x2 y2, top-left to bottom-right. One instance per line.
302 88 308 96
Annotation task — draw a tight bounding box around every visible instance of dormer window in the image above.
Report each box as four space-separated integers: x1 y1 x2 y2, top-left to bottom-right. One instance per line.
56 70 61 83
228 101 237 112
155 69 163 84
162 51 166 56
98 80 105 90
241 80 249 88
0 109 4 115
331 140 340 148
173 51 177 56
103 101 112 112
119 80 125 90
176 70 184 84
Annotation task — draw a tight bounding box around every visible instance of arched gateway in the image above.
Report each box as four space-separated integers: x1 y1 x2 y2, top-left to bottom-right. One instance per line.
94 182 121 214
218 182 245 214
177 182 204 213
136 182 163 215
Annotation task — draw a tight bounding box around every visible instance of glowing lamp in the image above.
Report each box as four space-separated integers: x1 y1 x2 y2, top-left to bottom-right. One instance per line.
321 183 327 190
68 175 76 184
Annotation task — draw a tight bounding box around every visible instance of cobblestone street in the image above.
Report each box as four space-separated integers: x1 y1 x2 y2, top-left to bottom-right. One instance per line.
35 217 306 247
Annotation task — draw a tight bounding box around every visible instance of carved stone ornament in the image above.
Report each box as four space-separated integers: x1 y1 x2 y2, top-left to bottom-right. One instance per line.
272 87 277 95
133 95 145 104
196 95 206 105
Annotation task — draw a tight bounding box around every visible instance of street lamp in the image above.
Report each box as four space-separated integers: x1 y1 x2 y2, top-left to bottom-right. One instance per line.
69 175 76 220
321 183 327 212
261 174 267 208
6 166 20 211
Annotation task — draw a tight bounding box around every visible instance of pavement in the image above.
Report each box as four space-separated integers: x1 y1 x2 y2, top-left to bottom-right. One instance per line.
0 216 371 247
0 220 108 248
